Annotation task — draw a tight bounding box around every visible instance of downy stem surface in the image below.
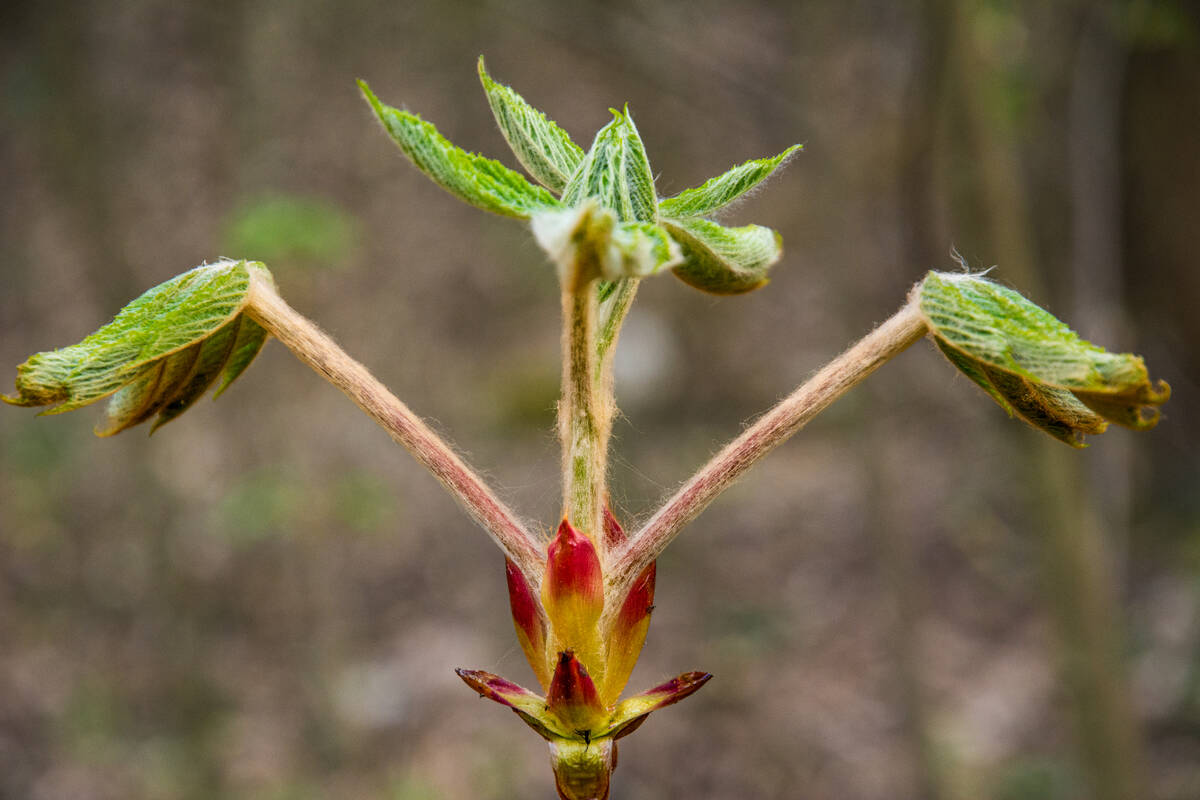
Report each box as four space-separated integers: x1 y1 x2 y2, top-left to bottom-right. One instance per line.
246 276 545 581
560 282 610 544
607 299 928 597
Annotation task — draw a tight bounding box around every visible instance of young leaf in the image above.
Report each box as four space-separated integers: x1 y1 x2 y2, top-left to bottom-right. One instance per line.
600 671 713 740
4 260 273 435
561 107 657 223
660 217 782 295
358 80 561 219
532 201 682 288
477 57 584 194
918 271 1170 447
658 144 802 219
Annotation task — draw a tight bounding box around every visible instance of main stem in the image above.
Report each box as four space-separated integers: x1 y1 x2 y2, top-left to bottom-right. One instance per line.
245 277 545 581
607 299 928 596
560 282 610 542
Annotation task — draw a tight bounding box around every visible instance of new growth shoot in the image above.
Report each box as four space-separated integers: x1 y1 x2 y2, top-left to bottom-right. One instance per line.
5 58 1168 800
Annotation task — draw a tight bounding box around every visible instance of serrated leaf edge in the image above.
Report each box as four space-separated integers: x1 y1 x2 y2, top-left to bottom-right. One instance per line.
4 260 272 435
477 56 584 193
658 144 803 219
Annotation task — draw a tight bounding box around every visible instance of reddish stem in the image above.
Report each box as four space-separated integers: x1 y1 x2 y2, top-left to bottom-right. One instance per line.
246 277 545 581
606 299 927 598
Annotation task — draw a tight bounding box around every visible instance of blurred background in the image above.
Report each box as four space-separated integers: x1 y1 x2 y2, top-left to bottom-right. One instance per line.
1 1 1198 798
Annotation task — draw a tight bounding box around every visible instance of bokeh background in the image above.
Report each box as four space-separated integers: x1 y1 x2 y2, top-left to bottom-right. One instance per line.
2 1 1198 798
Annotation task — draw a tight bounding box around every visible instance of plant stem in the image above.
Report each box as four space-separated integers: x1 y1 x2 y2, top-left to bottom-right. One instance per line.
560 281 610 543
606 298 928 596
245 277 545 581
596 279 639 377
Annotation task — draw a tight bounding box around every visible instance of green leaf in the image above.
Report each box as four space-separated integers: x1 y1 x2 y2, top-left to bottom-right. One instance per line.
561 107 657 223
918 271 1170 447
4 260 273 436
477 57 584 194
660 217 782 295
359 80 561 219
532 202 682 289
659 144 802 219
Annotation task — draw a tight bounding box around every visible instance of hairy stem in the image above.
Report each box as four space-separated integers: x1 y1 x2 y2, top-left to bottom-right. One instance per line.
606 298 928 596
596 279 639 377
560 282 610 542
245 277 545 581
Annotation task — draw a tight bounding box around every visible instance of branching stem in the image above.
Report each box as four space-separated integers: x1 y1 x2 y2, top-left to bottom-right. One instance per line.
245 277 545 581
596 279 639 376
606 297 928 597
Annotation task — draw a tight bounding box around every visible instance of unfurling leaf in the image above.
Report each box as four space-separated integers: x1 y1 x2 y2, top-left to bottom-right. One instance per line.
506 558 551 689
604 558 656 706
601 671 713 740
561 107 657 223
358 80 561 219
478 57 584 193
662 217 782 295
598 506 657 706
546 650 606 732
659 144 802 219
918 271 1170 447
4 260 273 435
532 201 682 289
454 669 561 739
542 519 605 651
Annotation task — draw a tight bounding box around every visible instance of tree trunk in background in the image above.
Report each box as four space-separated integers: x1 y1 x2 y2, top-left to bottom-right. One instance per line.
950 2 1147 798
1069 2 1133 585
869 464 952 800
877 1 956 797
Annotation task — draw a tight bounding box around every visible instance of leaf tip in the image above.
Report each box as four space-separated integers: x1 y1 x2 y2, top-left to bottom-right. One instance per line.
1148 378 1171 404
357 79 384 116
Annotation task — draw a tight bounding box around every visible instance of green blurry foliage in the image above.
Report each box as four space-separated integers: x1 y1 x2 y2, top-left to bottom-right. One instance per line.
215 468 307 543
332 471 397 534
989 757 1077 800
224 196 357 270
387 775 443 800
1122 0 1198 47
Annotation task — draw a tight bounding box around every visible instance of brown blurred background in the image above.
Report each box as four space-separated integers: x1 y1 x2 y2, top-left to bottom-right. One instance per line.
2 1 1198 798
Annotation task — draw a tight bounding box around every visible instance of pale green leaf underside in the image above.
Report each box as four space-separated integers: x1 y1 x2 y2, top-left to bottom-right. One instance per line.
359 80 561 219
4 260 272 436
562 108 657 223
659 144 802 219
532 202 682 286
918 271 1170 447
477 57 583 194
661 217 782 295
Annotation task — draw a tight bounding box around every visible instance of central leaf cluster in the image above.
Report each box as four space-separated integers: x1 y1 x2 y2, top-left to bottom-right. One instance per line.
359 58 801 295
